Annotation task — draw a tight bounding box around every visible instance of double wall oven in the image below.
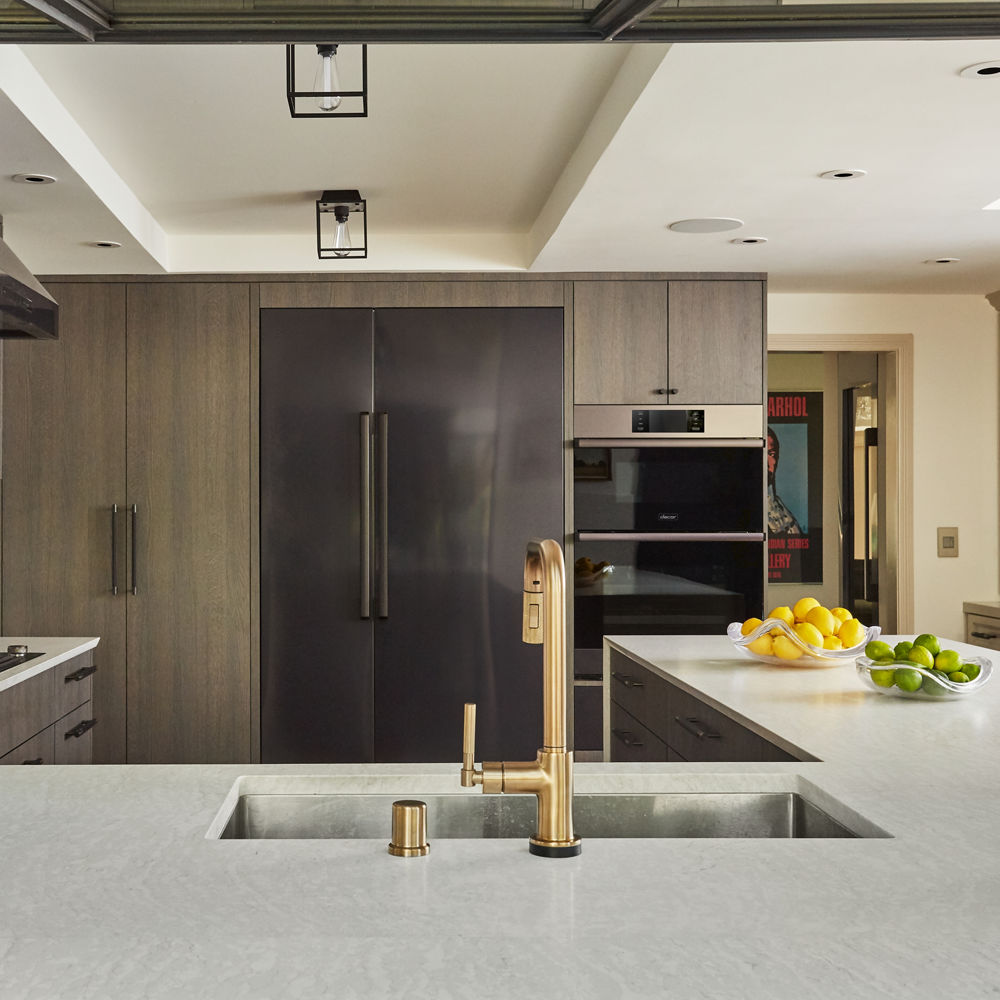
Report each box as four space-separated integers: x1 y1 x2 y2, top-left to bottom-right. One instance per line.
572 405 766 750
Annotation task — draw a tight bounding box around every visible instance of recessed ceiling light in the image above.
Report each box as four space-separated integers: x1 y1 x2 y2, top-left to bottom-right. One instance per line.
924 257 960 264
668 218 743 234
819 169 867 180
731 236 767 245
960 62 1000 79
12 173 57 185
85 240 123 249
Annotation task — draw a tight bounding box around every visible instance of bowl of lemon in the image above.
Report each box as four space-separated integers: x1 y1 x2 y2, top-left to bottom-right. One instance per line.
728 598 880 666
857 635 992 699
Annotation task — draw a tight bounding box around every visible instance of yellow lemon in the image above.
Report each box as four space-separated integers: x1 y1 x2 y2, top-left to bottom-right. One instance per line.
837 618 866 649
747 634 773 656
741 617 763 637
822 635 844 651
767 606 795 628
830 607 853 623
794 621 824 649
804 605 837 637
792 596 820 622
772 635 804 660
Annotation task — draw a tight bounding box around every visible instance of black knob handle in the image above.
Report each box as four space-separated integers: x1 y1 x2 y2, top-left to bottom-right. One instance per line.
654 388 680 396
64 718 98 740
64 664 98 683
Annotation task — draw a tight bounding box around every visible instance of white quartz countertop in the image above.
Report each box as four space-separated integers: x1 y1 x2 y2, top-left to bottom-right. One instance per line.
0 636 99 692
2 633 999 1000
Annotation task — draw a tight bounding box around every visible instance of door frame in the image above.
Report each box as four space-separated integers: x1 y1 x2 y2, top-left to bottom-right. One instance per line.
767 333 914 633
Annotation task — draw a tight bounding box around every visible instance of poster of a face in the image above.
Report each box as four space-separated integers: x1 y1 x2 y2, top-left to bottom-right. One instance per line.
767 392 823 583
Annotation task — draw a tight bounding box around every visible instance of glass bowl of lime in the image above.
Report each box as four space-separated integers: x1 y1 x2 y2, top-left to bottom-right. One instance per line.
857 653 992 699
727 618 881 667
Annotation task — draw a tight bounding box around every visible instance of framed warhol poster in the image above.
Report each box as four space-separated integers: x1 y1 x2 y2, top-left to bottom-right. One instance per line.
767 392 823 583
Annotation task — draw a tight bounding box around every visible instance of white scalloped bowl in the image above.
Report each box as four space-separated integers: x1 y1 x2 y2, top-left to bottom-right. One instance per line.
727 618 881 667
856 656 992 699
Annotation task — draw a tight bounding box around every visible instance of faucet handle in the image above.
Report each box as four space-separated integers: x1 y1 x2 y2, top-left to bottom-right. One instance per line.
461 703 480 786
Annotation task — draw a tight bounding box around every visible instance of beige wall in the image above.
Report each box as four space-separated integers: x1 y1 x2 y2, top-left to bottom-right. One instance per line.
769 293 1000 641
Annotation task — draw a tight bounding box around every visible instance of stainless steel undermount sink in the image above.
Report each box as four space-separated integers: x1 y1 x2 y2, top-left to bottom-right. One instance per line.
211 789 883 840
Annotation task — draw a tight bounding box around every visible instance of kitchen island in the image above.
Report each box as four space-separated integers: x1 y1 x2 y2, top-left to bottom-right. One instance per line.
1 633 998 999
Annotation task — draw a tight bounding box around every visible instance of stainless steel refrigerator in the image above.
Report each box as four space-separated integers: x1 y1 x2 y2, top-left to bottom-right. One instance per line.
260 307 564 763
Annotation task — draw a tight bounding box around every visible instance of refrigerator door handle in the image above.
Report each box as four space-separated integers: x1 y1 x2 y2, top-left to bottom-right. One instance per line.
130 504 139 595
111 504 120 595
577 531 766 542
360 412 373 619
377 411 389 618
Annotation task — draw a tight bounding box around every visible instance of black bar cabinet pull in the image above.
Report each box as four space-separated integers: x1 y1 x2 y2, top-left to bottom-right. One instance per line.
111 504 119 595
611 671 644 689
21 758 44 765
360 412 372 620
377 411 389 619
971 631 998 640
130 504 138 595
64 664 98 683
675 716 720 741
64 718 98 740
612 728 643 748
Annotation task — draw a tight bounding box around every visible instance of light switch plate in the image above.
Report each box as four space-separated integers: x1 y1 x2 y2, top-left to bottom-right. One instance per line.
937 527 959 558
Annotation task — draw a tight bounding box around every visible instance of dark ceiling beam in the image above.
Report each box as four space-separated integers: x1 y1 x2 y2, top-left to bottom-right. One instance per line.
15 0 110 41
589 0 670 40
4 2 1000 44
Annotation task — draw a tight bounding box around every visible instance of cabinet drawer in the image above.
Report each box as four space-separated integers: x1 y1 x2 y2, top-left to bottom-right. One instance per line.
53 650 96 720
0 669 55 757
664 684 797 763
609 649 670 727
0 726 55 765
54 705 97 765
966 616 1000 651
609 702 668 762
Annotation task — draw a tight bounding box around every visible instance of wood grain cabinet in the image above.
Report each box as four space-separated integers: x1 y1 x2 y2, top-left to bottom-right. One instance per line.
2 282 251 763
0 652 96 765
573 279 764 405
607 650 798 763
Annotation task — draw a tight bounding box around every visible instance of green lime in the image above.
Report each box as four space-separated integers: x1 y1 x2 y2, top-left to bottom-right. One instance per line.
906 645 935 669
893 641 914 661
914 633 941 657
894 667 924 693
922 673 949 696
869 668 896 687
865 640 894 661
948 671 970 684
934 649 961 673
963 661 982 681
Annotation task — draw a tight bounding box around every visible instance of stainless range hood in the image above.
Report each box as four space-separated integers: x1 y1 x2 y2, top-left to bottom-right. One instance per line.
0 232 59 340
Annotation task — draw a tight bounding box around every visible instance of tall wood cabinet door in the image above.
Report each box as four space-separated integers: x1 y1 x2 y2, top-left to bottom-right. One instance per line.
125 283 251 763
1 283 128 764
573 281 669 404
666 280 764 405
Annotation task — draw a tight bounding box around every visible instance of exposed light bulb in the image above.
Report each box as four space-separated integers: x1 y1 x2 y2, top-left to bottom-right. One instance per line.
333 206 352 257
314 44 342 112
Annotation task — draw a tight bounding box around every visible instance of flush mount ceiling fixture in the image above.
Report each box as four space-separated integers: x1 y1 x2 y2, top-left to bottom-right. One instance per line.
731 236 767 245
819 169 867 180
317 190 367 259
287 44 368 118
12 173 57 185
668 218 744 234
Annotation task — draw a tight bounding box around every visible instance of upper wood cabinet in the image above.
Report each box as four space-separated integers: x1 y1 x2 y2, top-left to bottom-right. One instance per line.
573 279 765 405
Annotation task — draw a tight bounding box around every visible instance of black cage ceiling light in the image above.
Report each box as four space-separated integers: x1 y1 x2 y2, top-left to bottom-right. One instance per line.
317 190 367 259
286 44 368 118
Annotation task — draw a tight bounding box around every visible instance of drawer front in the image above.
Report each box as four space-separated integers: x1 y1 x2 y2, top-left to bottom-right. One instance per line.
608 650 669 730
0 726 55 765
54 705 97 765
0 669 55 757
53 650 96 720
609 702 668 762
664 684 797 763
966 616 1000 651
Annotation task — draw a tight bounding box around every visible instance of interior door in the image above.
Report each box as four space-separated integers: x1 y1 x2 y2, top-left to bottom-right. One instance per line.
373 308 564 762
259 308 375 762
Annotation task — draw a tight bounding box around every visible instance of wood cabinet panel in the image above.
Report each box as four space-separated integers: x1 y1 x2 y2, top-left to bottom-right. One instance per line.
125 283 251 763
1 284 128 762
667 280 763 405
53 650 96 721
0 727 54 765
54 704 97 764
0 669 54 757
259 281 565 309
609 702 668 762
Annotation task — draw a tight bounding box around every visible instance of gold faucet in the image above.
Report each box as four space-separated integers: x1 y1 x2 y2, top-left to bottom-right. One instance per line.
461 538 581 857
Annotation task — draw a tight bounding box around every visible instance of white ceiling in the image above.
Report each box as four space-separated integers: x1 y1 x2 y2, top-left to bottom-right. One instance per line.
2 37 1000 292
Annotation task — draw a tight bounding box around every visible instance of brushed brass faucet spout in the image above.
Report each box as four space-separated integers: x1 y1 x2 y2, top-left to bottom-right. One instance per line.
461 539 581 857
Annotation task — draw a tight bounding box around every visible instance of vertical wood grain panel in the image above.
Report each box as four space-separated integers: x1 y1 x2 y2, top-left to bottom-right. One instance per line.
573 281 669 403
1 283 128 763
126 283 251 763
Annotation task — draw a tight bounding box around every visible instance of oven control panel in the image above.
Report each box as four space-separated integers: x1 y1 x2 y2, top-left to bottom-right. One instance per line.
631 409 704 433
